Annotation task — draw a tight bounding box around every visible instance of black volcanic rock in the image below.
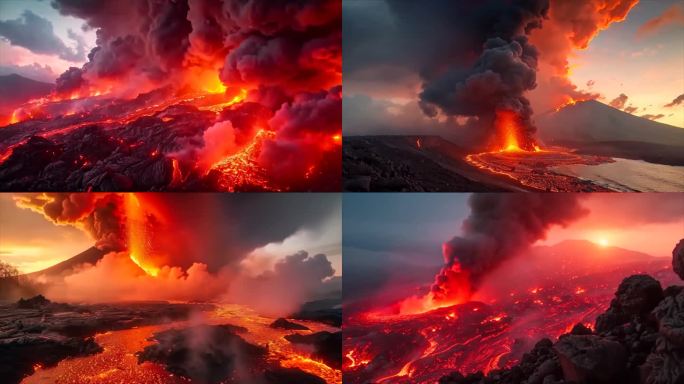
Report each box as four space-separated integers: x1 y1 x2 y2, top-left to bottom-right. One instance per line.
137 324 267 383
292 298 342 327
554 335 627 383
0 335 102 384
596 274 663 333
270 318 310 330
439 272 682 384
643 290 684 384
673 239 684 281
16 295 51 309
285 331 342 369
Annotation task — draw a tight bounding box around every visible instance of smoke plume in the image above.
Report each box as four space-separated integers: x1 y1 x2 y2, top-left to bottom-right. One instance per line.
15 193 339 314
383 0 550 148
14 193 125 251
528 0 638 111
48 0 341 184
430 194 587 304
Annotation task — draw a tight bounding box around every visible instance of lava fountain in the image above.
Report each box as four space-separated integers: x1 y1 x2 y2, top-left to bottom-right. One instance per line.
124 194 161 277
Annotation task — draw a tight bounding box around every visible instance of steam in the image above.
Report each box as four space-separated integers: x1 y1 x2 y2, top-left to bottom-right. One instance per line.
431 194 587 304
228 251 336 317
15 193 338 315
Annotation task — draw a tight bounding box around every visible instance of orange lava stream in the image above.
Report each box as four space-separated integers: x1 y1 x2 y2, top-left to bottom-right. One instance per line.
209 129 280 192
22 304 341 384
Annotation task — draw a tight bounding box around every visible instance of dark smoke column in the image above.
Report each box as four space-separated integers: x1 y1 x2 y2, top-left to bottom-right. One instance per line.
387 0 550 149
431 194 587 304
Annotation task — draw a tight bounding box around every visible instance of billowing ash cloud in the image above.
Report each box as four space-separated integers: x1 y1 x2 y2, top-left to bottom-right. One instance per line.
431 194 587 303
16 193 340 311
382 0 550 147
0 10 87 62
14 193 125 251
49 0 341 184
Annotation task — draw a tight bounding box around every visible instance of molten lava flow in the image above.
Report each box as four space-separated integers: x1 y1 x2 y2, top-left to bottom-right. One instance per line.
23 304 341 384
124 194 160 277
209 129 280 192
343 256 678 384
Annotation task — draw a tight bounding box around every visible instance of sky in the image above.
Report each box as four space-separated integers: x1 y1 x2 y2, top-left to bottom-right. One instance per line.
568 1 684 127
343 193 684 300
343 0 684 133
0 193 342 276
0 0 95 82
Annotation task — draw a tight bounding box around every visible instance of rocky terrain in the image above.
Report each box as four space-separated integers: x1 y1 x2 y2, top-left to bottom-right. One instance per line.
438 239 684 384
137 324 328 384
0 296 212 383
343 136 507 192
292 298 343 328
286 331 344 369
271 318 311 330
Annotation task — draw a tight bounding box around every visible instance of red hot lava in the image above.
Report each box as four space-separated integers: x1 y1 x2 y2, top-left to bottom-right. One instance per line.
491 109 540 153
0 0 341 192
343 248 678 384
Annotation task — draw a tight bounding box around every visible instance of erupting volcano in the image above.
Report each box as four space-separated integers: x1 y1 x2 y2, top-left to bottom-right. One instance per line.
1 193 342 384
343 0 684 192
0 0 341 191
342 193 684 384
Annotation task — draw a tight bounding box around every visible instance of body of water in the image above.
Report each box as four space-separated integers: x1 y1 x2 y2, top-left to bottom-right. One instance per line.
552 158 684 192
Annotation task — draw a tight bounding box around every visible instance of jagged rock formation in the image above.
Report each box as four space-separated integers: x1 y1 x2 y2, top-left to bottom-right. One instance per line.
438 241 684 384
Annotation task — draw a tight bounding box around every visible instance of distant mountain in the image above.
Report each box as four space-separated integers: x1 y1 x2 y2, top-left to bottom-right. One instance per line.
532 239 657 264
0 74 53 112
27 247 106 279
538 100 684 146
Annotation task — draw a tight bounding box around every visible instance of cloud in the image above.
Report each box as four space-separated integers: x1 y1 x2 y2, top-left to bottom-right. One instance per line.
623 105 638 114
641 113 665 121
0 10 87 62
608 93 629 109
664 93 684 108
0 62 57 82
636 4 684 38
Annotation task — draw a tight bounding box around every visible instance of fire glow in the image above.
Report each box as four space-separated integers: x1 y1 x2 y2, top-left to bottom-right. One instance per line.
0 0 341 192
24 305 342 384
343 252 676 384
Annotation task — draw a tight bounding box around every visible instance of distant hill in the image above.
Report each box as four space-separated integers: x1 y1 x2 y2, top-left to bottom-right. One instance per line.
27 247 106 279
537 100 684 165
538 100 684 146
0 74 53 113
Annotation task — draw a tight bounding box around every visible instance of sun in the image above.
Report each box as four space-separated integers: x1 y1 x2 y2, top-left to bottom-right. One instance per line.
597 238 610 247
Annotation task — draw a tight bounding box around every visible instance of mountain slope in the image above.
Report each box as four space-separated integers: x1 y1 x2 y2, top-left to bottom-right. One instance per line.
27 247 106 279
537 100 684 146
0 74 53 110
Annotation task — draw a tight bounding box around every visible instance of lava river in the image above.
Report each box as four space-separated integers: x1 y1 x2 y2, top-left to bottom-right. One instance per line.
23 304 341 384
343 256 678 384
